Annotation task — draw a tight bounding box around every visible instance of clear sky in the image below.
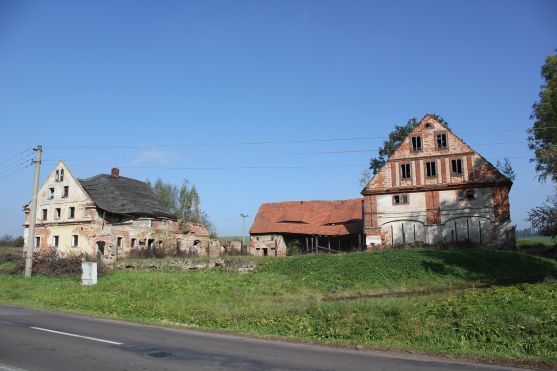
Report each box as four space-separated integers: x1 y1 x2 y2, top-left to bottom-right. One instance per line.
0 0 555 236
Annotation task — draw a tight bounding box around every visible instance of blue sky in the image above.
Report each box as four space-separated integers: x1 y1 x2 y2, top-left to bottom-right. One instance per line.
0 0 555 236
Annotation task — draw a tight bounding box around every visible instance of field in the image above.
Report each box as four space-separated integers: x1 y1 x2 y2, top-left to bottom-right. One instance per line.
0 248 556 366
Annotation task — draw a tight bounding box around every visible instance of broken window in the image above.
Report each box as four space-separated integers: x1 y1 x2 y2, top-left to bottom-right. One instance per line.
131 238 136 248
457 189 476 201
411 136 422 151
55 170 59 182
68 207 75 219
393 194 409 205
52 236 59 248
35 236 40 248
41 209 47 221
436 133 448 148
400 163 411 179
48 188 54 199
425 161 437 177
62 186 69 198
117 237 123 248
451 159 463 175
60 169 64 181
71 235 78 247
54 208 61 220
148 239 155 248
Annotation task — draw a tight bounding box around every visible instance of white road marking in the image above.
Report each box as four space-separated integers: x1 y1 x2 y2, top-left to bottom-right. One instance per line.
30 326 123 345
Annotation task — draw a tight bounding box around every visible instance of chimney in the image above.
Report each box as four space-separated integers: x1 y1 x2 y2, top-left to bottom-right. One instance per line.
111 168 120 177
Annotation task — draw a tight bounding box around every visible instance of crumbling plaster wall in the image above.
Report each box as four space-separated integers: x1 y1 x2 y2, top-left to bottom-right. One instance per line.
248 234 286 256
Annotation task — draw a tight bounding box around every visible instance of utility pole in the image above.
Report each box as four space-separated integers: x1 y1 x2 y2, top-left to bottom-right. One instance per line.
25 145 42 278
240 213 249 251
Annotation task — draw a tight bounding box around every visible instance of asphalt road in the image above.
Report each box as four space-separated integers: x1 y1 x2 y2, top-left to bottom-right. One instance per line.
0 304 520 371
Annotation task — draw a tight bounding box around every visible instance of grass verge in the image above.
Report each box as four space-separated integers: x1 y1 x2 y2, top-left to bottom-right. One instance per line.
1 248 556 365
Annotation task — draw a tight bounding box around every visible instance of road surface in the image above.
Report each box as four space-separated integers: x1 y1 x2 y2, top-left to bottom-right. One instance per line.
0 304 519 370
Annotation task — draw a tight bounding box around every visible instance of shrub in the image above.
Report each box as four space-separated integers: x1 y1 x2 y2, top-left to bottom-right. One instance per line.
10 251 106 277
286 240 302 256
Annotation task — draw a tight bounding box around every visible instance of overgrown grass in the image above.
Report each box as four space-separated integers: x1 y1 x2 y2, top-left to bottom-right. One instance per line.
1 248 556 364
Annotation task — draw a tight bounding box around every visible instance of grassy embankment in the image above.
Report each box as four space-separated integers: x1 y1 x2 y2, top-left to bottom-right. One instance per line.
0 247 556 365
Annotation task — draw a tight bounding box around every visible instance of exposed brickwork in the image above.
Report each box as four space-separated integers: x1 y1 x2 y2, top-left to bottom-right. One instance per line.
361 114 514 249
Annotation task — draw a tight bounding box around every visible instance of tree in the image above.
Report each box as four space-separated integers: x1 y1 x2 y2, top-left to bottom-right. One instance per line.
528 192 557 238
360 113 448 188
149 178 216 234
495 157 516 182
528 52 557 182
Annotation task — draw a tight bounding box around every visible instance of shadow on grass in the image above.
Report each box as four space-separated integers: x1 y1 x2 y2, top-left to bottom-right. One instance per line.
419 248 557 285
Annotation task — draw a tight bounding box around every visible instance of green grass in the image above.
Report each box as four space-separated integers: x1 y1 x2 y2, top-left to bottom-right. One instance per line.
1 248 556 364
517 236 555 247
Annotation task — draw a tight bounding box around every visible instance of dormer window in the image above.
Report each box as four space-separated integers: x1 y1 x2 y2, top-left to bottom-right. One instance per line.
60 169 64 181
48 188 54 199
411 136 422 151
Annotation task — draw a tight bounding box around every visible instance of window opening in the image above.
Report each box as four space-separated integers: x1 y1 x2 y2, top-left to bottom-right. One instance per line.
71 235 78 247
62 186 69 198
451 159 463 175
48 188 54 199
68 207 75 219
426 161 437 177
436 133 448 148
52 236 59 248
411 136 422 151
393 194 409 205
400 163 411 179
41 209 47 221
54 208 61 220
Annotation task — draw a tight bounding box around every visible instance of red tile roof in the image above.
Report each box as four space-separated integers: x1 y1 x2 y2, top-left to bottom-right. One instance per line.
250 198 363 236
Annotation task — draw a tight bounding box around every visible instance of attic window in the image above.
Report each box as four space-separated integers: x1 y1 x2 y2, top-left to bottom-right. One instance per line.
400 163 411 179
60 169 64 181
436 133 448 149
425 122 433 128
411 136 422 151
55 170 59 182
426 161 437 177
48 188 54 199
451 159 463 175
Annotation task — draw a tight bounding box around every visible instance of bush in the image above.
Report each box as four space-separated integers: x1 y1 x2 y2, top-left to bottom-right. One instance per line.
286 240 302 256
10 251 106 277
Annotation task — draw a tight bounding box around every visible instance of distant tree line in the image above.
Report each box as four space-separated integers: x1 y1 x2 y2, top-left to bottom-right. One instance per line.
0 234 24 247
148 178 216 235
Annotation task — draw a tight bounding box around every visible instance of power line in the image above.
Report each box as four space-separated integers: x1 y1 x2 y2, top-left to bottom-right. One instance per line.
0 147 32 165
0 163 32 180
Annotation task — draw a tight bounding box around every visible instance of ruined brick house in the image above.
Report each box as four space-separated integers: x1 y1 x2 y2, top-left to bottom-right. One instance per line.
249 199 364 256
362 114 514 248
23 161 218 260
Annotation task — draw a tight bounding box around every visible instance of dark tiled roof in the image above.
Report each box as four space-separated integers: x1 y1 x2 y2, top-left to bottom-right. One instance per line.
78 174 176 219
250 198 363 236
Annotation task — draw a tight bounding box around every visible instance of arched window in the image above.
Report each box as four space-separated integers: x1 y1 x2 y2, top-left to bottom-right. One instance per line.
55 170 59 182
60 169 64 181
